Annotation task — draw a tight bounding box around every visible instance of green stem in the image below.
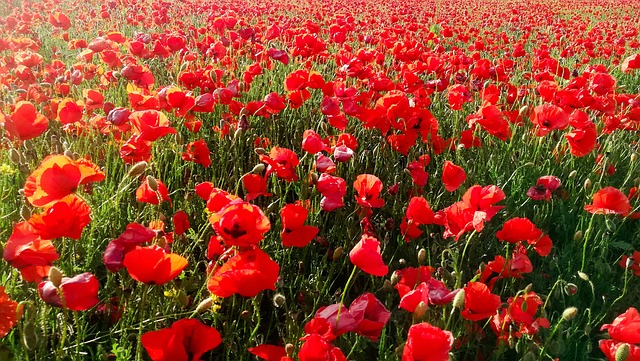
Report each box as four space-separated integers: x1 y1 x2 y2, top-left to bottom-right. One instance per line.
336 266 358 322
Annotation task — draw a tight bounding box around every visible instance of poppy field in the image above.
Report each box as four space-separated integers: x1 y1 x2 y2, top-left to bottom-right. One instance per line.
1 0 640 359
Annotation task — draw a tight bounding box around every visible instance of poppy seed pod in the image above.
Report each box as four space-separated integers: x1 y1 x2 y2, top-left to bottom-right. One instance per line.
562 307 578 321
616 343 630 361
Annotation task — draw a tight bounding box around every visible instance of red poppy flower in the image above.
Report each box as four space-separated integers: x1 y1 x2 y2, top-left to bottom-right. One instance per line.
56 99 84 125
599 340 640 361
136 177 171 205
601 307 640 344
209 201 270 247
49 11 71 30
466 102 511 141
103 223 156 272
181 139 211 168
123 245 188 285
584 187 631 216
260 147 300 182
298 334 346 361
407 160 429 187
302 129 326 154
348 293 391 342
527 176 562 201
172 211 190 237
129 110 177 142
27 195 91 240
442 161 466 192
3 101 49 140
0 287 23 338
314 303 359 337
349 234 388 277
3 222 59 282
621 54 640 73
207 248 279 298
491 291 549 342
317 174 346 212
531 103 569 136
120 135 153 164
23 155 105 207
38 272 100 311
242 174 272 201
565 123 597 157
461 282 501 321
402 322 454 361
280 204 319 248
248 344 293 361
141 318 222 361
353 174 385 208
315 154 336 173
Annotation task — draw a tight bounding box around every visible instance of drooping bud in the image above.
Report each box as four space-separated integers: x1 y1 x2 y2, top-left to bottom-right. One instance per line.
568 170 578 178
413 301 428 319
195 297 213 313
250 164 266 174
564 283 578 296
417 248 427 265
453 289 466 309
254 147 267 155
562 306 578 321
128 161 148 178
584 178 592 190
332 247 343 260
146 175 158 192
577 271 589 281
573 230 583 241
285 344 294 358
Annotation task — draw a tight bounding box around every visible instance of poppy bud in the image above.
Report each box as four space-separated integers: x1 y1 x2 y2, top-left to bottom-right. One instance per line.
332 246 343 260
254 147 267 155
453 289 465 309
250 164 265 174
523 283 533 294
573 230 583 241
128 161 148 178
195 297 213 313
240 310 251 320
625 257 635 270
616 343 630 361
309 172 318 185
584 178 592 190
64 149 74 159
413 301 428 319
48 267 64 288
112 71 121 78
398 258 407 266
233 128 243 139
20 205 31 220
272 293 286 308
564 283 578 295
146 175 158 192
631 153 638 163
417 248 427 264
403 168 412 177
382 279 393 292
562 306 578 321
519 105 529 116
577 271 589 281
391 272 404 287
9 148 20 164
568 170 578 178
285 344 294 358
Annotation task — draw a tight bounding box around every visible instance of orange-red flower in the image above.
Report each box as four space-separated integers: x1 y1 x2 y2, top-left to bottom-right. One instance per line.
584 187 631 216
0 287 22 339
461 282 501 321
23 155 105 208
3 101 49 141
207 248 279 298
441 161 466 192
353 174 385 208
136 177 171 205
27 195 91 240
209 201 270 247
260 147 300 182
142 318 222 361
349 234 388 277
38 272 100 311
280 204 318 248
181 139 211 168
123 245 188 285
3 222 59 282
402 322 454 361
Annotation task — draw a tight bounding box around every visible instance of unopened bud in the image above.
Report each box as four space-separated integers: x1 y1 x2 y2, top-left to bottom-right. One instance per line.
568 170 578 178
615 343 630 361
48 267 63 288
146 175 158 192
128 161 148 178
20 205 31 220
64 149 74 159
332 246 343 260
417 248 427 264
240 310 251 320
584 178 592 190
564 283 578 295
524 283 533 294
519 105 529 116
309 172 318 185
272 293 286 308
254 147 267 155
404 168 413 177
413 301 428 319
453 289 466 309
233 128 243 139
390 272 400 286
631 153 638 163
562 306 578 321
250 164 265 174
9 148 20 164
577 271 590 281
382 279 393 292
195 297 213 313
573 230 583 241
